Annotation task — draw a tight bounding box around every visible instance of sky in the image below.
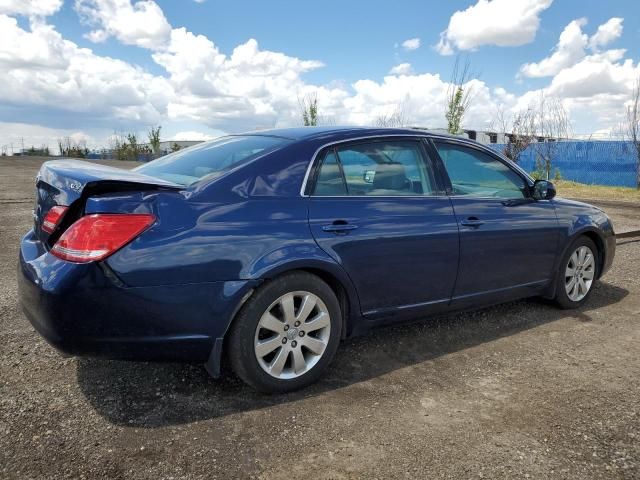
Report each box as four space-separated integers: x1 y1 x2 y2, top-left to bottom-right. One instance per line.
0 0 639 153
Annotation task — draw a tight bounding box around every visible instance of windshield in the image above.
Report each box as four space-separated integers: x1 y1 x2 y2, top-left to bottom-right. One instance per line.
134 135 290 186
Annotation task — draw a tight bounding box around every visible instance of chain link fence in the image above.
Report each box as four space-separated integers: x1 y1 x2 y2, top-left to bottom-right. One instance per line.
488 141 639 188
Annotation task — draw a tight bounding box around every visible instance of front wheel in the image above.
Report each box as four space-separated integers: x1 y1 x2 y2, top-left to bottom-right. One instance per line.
227 272 342 393
554 236 598 309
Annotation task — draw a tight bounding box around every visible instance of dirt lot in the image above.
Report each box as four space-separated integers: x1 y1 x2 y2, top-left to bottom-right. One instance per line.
1 157 639 479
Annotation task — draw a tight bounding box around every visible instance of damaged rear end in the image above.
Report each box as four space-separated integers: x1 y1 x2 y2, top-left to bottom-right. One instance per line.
32 160 182 251
18 160 215 361
18 136 287 371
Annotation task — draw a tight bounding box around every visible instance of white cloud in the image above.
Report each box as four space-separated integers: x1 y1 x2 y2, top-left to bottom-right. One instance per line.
75 0 172 49
520 17 626 78
0 15 172 124
341 74 499 129
401 38 420 51
0 16 70 69
0 0 63 16
588 17 623 51
436 0 553 55
389 63 413 75
546 50 632 98
153 30 325 129
520 18 588 78
513 47 639 134
168 131 215 141
0 0 637 150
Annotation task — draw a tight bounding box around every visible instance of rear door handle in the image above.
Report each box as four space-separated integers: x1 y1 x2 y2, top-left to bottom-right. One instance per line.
460 217 484 227
322 221 359 234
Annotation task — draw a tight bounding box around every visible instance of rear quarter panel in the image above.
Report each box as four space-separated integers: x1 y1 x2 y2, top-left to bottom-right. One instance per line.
104 195 316 284
104 140 357 287
101 190 364 333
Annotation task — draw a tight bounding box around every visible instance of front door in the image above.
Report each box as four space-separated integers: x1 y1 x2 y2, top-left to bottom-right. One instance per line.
307 138 459 321
431 140 561 308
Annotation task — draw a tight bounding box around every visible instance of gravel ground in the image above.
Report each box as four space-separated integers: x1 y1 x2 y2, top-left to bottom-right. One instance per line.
1 158 639 479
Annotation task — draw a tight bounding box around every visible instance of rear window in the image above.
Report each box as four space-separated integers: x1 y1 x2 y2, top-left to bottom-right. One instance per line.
134 135 289 186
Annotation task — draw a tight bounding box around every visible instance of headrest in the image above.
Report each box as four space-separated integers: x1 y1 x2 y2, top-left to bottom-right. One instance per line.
372 162 407 191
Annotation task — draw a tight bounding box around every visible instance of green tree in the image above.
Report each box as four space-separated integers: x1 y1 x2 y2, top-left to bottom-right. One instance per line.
112 132 140 161
446 87 465 134
445 57 474 135
148 125 162 155
58 137 87 158
126 133 138 155
300 93 318 126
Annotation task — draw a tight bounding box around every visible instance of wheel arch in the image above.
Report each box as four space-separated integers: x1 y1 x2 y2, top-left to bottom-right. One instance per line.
543 227 607 300
208 259 363 378
255 259 362 339
579 229 606 279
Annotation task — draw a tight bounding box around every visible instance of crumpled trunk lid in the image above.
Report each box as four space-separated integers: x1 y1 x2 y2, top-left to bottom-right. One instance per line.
34 159 182 245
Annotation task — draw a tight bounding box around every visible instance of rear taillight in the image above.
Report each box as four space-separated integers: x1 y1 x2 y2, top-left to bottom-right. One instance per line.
51 213 155 263
42 206 68 233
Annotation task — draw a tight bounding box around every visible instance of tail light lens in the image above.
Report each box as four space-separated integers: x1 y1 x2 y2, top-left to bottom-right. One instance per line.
51 213 155 263
42 206 68 233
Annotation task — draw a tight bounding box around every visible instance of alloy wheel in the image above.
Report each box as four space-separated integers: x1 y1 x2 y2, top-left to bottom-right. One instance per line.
564 245 595 302
254 291 331 379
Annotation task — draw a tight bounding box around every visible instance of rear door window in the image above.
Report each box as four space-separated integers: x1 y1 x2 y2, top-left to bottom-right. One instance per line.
312 140 437 196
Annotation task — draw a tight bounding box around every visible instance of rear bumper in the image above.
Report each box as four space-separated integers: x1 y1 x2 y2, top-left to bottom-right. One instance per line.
18 229 254 366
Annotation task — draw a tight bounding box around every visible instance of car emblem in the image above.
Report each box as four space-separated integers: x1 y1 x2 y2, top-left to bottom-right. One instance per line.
286 328 299 341
69 181 83 193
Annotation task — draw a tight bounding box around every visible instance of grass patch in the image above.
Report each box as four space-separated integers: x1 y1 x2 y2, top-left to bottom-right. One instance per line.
554 180 640 202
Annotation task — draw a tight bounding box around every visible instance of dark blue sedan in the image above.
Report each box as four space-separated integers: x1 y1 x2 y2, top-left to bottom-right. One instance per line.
18 127 616 392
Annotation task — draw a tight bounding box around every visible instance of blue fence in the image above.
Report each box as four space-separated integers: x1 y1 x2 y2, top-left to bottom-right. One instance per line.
488 141 638 188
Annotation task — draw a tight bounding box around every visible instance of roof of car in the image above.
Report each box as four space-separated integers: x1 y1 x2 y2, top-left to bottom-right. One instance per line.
235 126 463 141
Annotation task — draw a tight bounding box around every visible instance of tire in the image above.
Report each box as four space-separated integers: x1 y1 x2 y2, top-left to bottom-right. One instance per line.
227 271 342 393
553 236 599 309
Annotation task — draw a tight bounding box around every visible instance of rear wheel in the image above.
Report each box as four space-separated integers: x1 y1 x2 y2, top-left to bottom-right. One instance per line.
554 236 598 309
228 272 341 393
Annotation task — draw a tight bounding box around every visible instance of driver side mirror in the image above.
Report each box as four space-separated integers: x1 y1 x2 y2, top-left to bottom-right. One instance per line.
531 179 556 200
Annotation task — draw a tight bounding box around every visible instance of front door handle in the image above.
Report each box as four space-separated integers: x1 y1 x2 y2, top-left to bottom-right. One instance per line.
322 221 359 234
460 217 484 227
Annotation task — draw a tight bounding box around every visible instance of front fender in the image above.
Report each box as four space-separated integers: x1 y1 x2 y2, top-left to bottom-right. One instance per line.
545 199 616 298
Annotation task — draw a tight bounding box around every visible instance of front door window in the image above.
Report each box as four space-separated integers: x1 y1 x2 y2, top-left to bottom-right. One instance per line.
434 142 527 199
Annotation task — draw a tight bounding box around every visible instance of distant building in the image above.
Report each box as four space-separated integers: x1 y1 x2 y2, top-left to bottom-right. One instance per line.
463 129 563 145
14 147 51 156
411 127 564 145
147 140 205 155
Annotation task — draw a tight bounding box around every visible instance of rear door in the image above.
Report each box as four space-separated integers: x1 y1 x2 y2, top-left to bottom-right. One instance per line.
431 139 560 307
307 138 459 321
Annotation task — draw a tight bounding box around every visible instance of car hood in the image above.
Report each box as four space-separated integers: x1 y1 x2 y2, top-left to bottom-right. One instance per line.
553 197 603 212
